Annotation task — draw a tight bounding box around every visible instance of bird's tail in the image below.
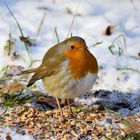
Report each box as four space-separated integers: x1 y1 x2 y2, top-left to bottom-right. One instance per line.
19 67 38 75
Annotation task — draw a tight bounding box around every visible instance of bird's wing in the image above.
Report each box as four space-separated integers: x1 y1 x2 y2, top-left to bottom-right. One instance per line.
21 67 38 75
26 66 58 87
24 45 66 87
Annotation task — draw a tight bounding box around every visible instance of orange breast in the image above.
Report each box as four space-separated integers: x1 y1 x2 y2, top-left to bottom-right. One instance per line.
67 49 98 79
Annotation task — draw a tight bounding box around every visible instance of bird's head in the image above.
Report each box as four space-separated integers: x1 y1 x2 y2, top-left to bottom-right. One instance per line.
58 36 88 59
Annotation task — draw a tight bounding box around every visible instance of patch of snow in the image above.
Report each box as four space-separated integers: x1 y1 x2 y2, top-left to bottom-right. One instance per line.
77 90 140 117
0 127 34 140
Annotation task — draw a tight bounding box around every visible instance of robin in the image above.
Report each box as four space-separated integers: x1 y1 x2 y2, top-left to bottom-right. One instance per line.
22 36 98 117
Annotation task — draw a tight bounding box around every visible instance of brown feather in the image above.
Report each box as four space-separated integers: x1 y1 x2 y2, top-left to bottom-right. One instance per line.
21 67 38 74
27 66 58 87
25 44 66 87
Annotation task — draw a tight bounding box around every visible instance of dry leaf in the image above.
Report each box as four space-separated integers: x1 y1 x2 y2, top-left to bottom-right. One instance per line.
11 51 21 60
19 36 36 47
6 132 12 140
4 37 23 61
124 120 140 134
66 8 72 14
103 25 116 36
123 113 140 134
138 52 140 57
4 39 16 56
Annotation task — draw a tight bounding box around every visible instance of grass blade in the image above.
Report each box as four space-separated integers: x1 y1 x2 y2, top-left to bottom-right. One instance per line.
54 27 60 43
67 0 81 37
36 12 47 38
4 2 30 57
117 67 140 75
4 2 24 36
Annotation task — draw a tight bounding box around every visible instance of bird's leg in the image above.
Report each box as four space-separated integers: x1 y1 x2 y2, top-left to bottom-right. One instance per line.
56 98 64 118
67 99 73 114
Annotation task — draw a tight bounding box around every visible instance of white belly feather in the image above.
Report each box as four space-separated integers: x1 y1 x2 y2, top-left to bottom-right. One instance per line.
43 61 97 99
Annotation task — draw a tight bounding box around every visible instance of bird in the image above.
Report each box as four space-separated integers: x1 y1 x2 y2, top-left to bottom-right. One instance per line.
21 36 98 118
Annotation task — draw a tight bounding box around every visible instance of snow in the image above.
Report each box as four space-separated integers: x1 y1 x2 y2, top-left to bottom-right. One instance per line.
0 127 33 140
0 0 139 93
0 0 140 139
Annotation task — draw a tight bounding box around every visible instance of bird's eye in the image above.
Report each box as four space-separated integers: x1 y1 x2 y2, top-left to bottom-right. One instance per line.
71 45 75 49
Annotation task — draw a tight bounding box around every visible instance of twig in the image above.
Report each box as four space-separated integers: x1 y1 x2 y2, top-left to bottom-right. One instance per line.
54 27 60 43
4 2 24 37
91 41 103 47
67 0 81 37
3 2 31 59
117 67 140 75
36 12 47 39
85 35 103 48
